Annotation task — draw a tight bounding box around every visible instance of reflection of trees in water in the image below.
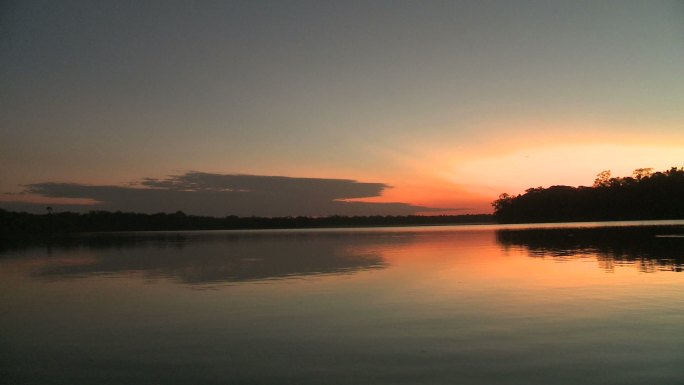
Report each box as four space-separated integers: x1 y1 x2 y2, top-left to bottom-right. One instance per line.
1 232 390 284
496 226 684 273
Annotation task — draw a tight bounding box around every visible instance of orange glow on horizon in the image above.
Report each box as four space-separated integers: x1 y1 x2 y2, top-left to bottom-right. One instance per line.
349 119 684 213
343 175 496 214
0 194 100 206
3 119 681 216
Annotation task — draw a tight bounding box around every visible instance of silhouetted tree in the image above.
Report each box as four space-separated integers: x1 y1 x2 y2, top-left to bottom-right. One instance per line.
632 167 653 180
593 170 612 188
493 166 684 223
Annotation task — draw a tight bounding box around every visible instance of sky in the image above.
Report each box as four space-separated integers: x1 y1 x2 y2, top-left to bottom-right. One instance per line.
1 0 683 216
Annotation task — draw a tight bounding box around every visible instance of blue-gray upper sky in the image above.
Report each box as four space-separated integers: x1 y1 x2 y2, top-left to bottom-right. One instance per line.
2 0 683 215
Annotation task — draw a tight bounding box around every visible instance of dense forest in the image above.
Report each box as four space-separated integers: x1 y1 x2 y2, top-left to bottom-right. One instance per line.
0 209 493 235
492 167 684 223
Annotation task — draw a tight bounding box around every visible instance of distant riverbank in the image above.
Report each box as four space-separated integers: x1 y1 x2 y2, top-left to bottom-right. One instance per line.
0 209 494 235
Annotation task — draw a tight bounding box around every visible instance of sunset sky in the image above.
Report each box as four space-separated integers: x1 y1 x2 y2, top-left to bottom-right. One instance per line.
2 0 683 216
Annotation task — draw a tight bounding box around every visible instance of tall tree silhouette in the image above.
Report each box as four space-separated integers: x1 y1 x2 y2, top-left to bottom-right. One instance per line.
493 167 684 223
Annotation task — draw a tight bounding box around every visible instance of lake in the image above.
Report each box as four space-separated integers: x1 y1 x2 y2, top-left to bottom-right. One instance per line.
2 220 684 384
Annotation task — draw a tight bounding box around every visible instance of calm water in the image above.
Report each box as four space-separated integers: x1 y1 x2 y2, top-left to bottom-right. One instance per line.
2 221 684 384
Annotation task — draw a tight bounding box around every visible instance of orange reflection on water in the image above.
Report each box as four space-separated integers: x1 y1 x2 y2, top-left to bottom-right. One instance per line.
336 228 684 317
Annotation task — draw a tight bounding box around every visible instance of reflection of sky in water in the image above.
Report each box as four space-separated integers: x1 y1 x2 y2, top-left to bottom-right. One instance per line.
1 223 684 385
497 225 684 273
1 223 682 285
22 233 388 284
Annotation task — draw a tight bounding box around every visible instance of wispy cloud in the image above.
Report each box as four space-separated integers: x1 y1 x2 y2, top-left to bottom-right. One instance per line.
16 172 445 216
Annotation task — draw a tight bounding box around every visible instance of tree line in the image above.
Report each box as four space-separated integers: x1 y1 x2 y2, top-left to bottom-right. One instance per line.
492 166 684 223
0 209 494 235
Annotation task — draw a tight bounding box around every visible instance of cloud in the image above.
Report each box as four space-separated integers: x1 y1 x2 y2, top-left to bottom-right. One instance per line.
15 172 445 216
137 172 387 199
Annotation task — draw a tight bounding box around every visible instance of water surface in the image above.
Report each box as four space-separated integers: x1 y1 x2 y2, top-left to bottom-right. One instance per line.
2 221 684 384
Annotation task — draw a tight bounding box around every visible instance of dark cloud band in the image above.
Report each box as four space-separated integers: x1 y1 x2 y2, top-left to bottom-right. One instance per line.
18 172 447 216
